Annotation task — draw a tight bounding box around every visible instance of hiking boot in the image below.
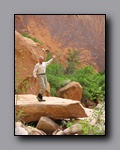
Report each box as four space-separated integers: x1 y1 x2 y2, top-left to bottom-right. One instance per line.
36 96 45 102
37 93 45 102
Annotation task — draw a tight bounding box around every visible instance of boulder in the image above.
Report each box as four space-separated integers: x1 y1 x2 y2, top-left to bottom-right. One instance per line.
15 122 47 135
77 105 105 126
15 31 49 95
15 94 87 123
18 76 50 96
56 82 82 101
15 127 28 135
25 126 46 135
15 121 25 128
36 116 60 134
53 124 82 135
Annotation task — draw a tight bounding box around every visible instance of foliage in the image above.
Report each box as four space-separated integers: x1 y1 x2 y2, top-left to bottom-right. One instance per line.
61 118 76 129
15 48 105 102
22 32 43 45
15 108 25 122
46 53 70 95
61 103 105 135
78 120 105 135
78 102 105 135
15 95 27 123
46 52 105 101
47 72 70 96
71 66 105 101
65 49 81 75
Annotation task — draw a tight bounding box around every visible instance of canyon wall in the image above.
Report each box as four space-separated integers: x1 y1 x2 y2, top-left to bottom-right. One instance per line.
15 15 105 72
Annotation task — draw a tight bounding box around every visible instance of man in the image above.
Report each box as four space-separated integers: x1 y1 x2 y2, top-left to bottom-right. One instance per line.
33 54 56 102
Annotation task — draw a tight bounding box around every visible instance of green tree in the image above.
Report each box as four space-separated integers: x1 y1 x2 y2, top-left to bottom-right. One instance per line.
65 49 81 75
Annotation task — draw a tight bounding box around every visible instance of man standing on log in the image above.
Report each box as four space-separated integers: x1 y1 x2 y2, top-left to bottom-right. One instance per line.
33 54 56 102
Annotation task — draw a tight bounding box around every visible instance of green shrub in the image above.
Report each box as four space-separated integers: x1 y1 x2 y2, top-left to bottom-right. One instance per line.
65 49 81 75
61 103 105 135
71 66 105 101
47 74 70 96
78 103 105 135
46 53 70 95
78 120 105 135
22 32 43 45
46 51 105 101
15 108 24 122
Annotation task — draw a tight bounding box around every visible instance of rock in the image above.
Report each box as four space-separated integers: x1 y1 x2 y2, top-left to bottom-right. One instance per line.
62 123 82 135
78 106 105 126
53 130 64 135
15 31 49 95
15 15 105 72
52 129 62 135
18 77 50 96
25 126 46 135
15 94 87 123
56 82 82 101
95 103 103 109
15 121 47 135
85 99 98 108
54 124 82 135
15 121 25 128
15 127 28 135
83 107 93 117
36 116 60 134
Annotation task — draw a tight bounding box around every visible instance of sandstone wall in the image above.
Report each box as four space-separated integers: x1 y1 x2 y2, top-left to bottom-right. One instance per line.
15 31 50 95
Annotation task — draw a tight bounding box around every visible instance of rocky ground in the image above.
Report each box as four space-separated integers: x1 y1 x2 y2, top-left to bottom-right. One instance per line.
15 94 105 135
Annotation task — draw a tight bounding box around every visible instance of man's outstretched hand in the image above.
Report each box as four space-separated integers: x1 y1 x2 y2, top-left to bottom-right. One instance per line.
52 55 56 59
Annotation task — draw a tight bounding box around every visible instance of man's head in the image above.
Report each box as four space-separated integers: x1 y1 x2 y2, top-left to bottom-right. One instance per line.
39 56 44 64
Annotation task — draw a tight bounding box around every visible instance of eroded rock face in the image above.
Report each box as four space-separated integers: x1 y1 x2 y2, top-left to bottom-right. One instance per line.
18 76 50 96
15 15 105 72
56 82 82 101
15 31 50 96
15 94 87 123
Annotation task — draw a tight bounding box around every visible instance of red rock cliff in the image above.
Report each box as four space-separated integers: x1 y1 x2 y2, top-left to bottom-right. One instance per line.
15 31 50 96
15 15 105 72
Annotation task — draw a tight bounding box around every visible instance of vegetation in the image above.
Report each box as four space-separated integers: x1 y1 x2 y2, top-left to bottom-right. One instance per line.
22 32 43 45
15 108 25 122
46 50 105 102
71 66 105 102
15 47 105 102
46 53 70 95
61 102 105 135
65 49 81 75
15 47 105 105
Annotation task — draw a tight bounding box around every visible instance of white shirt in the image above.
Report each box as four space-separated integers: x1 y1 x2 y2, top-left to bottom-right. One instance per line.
33 58 53 78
